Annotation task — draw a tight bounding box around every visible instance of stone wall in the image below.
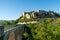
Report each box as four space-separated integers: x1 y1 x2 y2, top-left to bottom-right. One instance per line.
0 26 4 37
0 24 24 40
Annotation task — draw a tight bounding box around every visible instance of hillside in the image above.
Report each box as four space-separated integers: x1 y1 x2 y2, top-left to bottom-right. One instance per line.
16 10 60 23
23 18 60 40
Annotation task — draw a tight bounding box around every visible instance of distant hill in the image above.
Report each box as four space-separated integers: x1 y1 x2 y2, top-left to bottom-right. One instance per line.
0 20 11 22
0 20 4 22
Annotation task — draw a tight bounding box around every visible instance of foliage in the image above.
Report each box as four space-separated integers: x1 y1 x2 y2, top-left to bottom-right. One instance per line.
0 21 10 25
0 35 4 40
0 10 60 40
48 11 60 17
9 20 15 24
23 18 60 40
0 20 15 25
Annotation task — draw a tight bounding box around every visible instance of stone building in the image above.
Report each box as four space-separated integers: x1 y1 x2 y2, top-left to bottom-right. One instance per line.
22 11 35 19
22 12 31 19
22 10 55 19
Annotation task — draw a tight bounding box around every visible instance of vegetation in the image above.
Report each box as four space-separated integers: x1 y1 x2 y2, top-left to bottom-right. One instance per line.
0 35 4 40
0 20 15 25
0 10 60 40
15 10 60 40
23 18 60 40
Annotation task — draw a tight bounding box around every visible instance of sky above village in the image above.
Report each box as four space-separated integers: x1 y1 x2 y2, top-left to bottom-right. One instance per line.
0 0 60 20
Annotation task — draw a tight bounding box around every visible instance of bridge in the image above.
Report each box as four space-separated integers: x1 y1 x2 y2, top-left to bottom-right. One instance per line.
0 24 24 40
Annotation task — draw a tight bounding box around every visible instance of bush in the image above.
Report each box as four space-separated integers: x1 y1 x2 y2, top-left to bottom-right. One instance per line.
23 18 60 40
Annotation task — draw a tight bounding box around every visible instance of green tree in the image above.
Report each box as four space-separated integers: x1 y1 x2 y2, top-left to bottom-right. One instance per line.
23 18 60 40
0 21 10 25
10 20 15 24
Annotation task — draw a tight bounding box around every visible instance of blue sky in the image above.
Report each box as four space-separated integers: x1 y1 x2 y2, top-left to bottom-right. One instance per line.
0 0 60 20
